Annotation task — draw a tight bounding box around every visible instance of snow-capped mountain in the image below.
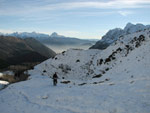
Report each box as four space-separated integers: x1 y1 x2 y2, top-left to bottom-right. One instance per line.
124 23 150 34
5 32 50 39
4 32 68 39
0 27 150 113
50 32 65 38
90 23 150 49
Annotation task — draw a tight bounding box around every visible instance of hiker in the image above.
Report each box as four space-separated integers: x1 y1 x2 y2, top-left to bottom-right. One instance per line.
53 72 58 86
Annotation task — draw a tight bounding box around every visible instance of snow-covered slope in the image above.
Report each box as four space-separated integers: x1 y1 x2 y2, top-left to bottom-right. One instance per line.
29 49 102 80
90 23 150 49
0 28 150 113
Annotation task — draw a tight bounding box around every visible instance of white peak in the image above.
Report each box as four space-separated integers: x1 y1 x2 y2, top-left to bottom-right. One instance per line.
50 32 65 38
31 31 37 34
50 32 59 37
124 22 134 30
124 22 148 34
101 28 124 43
13 32 19 34
106 28 123 35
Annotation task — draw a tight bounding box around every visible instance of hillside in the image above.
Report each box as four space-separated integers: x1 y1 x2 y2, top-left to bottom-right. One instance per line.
0 28 150 113
0 36 56 69
24 38 56 58
90 23 150 49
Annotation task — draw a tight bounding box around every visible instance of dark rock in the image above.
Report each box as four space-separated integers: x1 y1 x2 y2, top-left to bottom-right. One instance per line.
92 74 102 78
60 81 71 84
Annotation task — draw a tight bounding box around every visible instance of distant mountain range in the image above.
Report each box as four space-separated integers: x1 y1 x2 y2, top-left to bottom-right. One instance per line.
0 36 56 69
41 32 96 46
90 23 150 49
1 23 149 52
3 32 96 46
5 32 50 39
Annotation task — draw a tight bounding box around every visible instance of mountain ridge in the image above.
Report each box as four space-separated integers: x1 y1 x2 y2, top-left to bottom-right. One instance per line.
1 32 97 47
90 23 150 49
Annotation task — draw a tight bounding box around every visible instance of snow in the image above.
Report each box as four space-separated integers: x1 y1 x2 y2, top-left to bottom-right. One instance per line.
29 49 102 80
101 28 124 43
0 73 9 90
124 22 147 34
0 80 9 85
0 80 9 90
0 28 150 113
0 72 3 77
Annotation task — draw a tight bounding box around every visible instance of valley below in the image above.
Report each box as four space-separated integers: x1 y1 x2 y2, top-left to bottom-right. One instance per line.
45 44 93 53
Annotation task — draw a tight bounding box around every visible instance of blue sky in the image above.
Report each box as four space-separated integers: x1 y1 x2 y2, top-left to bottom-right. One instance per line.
0 0 150 39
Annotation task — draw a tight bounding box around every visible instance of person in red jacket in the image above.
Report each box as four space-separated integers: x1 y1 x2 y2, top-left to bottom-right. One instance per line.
53 72 58 86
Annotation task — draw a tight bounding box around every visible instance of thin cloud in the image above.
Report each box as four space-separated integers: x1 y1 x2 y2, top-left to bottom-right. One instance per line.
19 11 115 22
118 11 133 16
38 0 150 11
0 0 150 16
